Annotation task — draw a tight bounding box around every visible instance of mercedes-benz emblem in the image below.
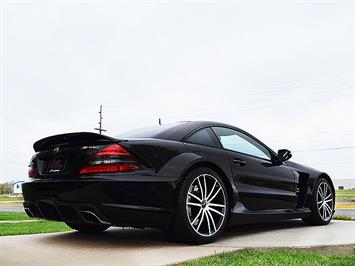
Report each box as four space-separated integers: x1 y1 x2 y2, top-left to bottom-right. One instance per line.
53 146 60 152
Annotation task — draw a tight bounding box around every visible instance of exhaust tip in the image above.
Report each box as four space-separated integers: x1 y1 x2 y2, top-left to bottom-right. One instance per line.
78 210 110 225
24 207 34 217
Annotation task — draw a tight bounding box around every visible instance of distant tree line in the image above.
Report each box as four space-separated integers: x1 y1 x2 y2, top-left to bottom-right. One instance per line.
0 182 14 194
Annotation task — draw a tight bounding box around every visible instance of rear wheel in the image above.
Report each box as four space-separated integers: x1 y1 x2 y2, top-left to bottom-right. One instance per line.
66 223 110 233
302 178 334 225
173 167 229 244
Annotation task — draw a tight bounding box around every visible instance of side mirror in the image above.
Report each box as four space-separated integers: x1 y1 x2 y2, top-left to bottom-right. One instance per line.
277 149 292 162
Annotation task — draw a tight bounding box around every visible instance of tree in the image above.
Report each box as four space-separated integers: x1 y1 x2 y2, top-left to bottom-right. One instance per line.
2 182 13 194
0 183 4 194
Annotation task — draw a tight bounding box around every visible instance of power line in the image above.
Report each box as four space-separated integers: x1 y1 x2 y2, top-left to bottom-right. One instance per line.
310 161 355 166
293 146 355 153
219 75 354 101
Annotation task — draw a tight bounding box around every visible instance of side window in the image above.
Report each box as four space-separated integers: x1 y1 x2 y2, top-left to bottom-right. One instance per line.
185 128 218 147
212 127 271 160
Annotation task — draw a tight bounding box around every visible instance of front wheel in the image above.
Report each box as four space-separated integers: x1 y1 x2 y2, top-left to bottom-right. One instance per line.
173 167 229 244
302 178 334 225
66 223 110 233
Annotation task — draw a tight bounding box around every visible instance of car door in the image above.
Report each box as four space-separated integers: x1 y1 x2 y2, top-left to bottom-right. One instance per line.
212 127 297 210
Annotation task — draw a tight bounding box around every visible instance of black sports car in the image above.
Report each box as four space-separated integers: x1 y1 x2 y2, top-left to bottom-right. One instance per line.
23 121 335 243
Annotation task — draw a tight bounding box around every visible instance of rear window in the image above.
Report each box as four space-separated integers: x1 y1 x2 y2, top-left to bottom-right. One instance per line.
116 122 184 138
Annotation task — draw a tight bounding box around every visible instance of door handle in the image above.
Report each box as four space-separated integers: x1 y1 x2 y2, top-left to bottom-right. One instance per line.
233 158 247 166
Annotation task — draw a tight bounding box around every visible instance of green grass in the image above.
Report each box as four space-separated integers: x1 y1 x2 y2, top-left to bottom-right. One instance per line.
179 249 355 266
335 190 355 202
333 214 354 221
0 212 36 221
0 212 72 236
0 195 23 201
0 221 72 236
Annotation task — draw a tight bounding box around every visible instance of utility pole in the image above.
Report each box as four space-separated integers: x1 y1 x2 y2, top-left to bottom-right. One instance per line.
94 105 107 134
158 118 161 126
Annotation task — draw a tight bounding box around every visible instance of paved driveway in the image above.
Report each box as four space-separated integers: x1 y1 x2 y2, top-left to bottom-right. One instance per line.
0 220 354 266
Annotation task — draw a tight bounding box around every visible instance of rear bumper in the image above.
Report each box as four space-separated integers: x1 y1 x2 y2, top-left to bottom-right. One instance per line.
22 175 178 229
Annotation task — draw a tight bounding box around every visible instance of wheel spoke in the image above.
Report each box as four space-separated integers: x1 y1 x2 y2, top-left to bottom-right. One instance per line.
325 193 332 200
203 175 207 200
206 210 216 232
208 187 222 202
209 203 225 208
188 192 202 203
318 187 324 199
323 184 328 198
205 209 211 235
206 180 217 200
324 202 332 213
325 198 332 203
191 208 203 225
208 206 224 216
197 177 204 201
317 200 323 205
187 202 201 207
324 204 332 217
196 210 205 231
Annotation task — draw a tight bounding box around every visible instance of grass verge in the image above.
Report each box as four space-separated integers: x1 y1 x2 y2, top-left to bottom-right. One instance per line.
0 221 72 236
333 214 354 221
0 212 35 221
335 190 355 202
0 195 24 201
178 249 355 266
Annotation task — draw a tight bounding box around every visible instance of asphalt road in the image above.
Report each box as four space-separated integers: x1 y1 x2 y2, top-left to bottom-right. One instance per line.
335 209 355 218
0 206 24 212
0 220 354 266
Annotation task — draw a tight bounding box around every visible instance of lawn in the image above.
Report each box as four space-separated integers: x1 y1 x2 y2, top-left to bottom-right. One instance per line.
0 212 72 236
0 212 36 221
335 189 355 202
0 195 24 201
0 221 72 236
179 249 355 266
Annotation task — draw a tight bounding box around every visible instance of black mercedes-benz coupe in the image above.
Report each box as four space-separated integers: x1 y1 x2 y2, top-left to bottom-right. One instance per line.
23 121 335 243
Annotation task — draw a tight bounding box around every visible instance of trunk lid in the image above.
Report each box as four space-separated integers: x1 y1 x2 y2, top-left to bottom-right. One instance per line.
32 132 121 178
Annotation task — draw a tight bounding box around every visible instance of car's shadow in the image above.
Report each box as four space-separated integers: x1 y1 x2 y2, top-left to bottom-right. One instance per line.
39 220 307 248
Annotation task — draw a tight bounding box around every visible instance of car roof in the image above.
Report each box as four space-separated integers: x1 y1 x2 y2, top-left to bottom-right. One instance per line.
153 121 242 141
117 121 277 157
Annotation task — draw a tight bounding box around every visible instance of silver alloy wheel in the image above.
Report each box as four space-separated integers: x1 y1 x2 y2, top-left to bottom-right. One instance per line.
186 174 227 237
317 182 333 221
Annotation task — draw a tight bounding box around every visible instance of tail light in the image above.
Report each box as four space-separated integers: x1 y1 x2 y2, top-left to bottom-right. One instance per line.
28 154 38 178
80 144 139 175
28 166 38 178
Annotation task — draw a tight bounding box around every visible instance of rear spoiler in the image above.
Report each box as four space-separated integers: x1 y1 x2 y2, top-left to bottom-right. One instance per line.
33 132 120 152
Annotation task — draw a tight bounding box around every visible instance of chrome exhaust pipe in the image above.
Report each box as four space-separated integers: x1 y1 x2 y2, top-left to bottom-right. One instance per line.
24 207 34 217
78 210 110 225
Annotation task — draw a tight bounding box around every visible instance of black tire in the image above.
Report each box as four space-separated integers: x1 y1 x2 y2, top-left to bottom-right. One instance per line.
302 178 334 226
66 223 110 233
172 167 229 244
